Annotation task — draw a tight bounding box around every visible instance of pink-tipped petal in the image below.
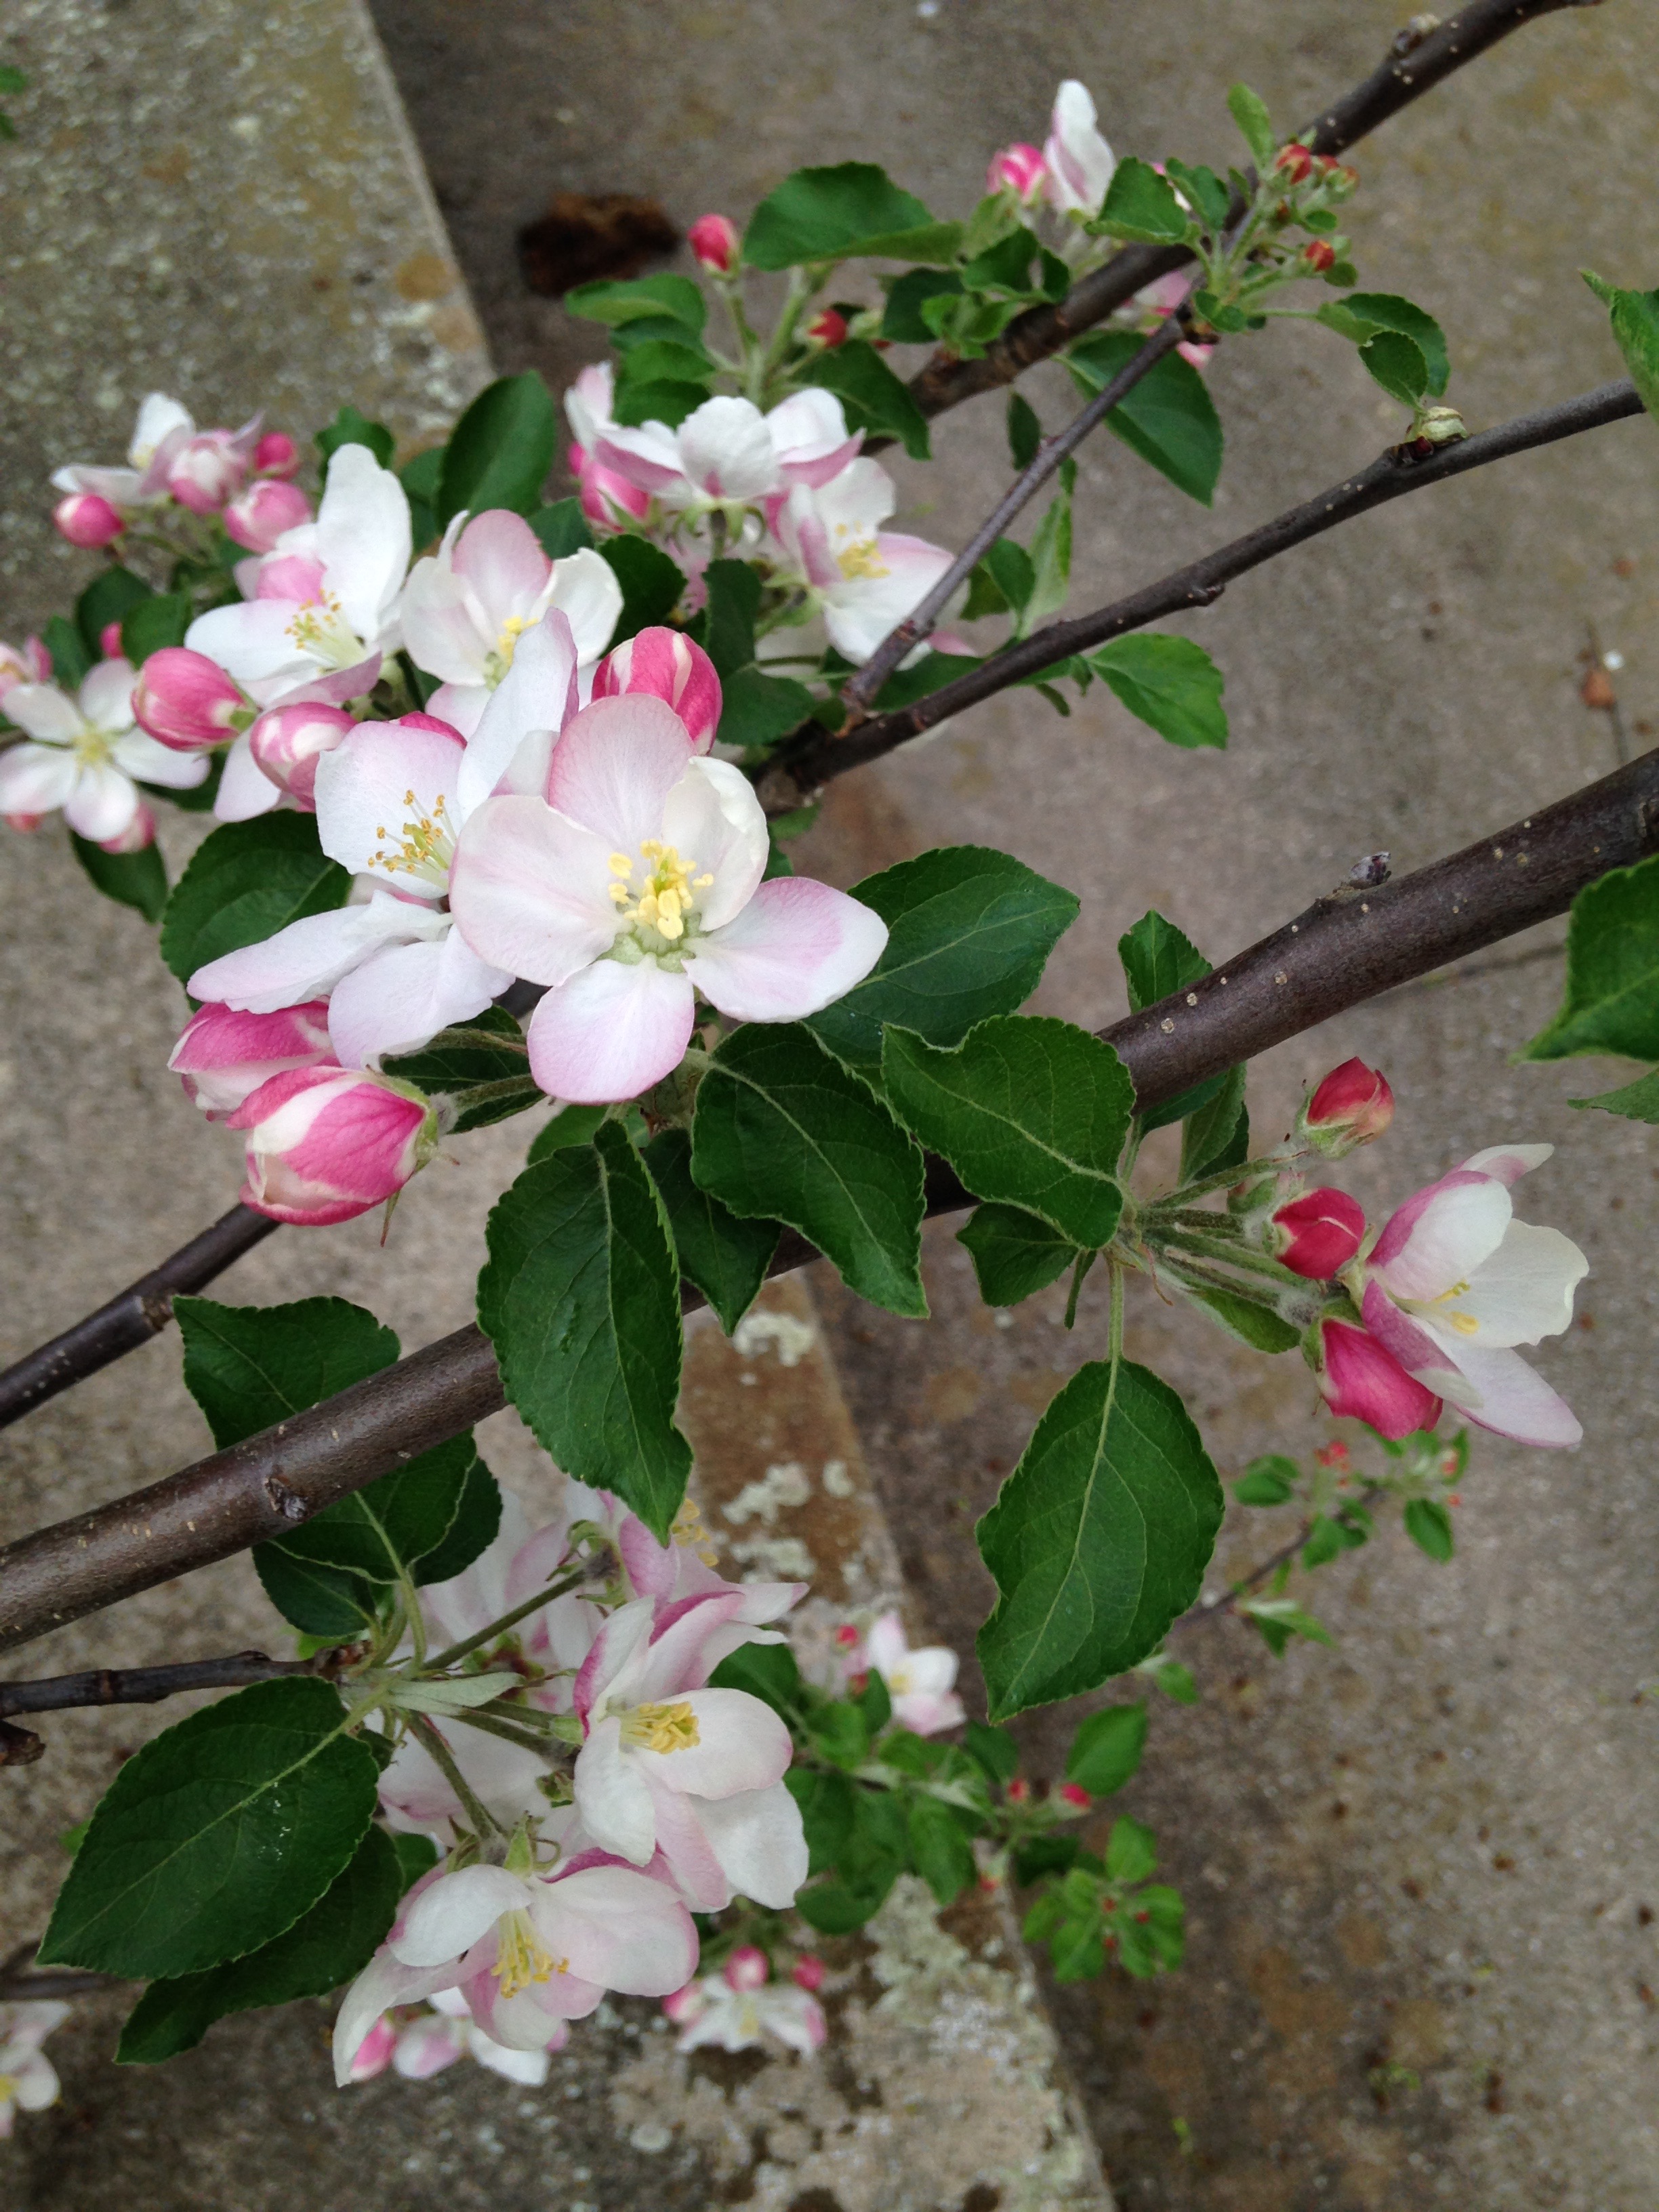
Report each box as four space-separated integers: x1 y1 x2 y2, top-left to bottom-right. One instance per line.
526 956 696 1104
1435 1343 1582 1448
455 608 581 813
448 794 619 985
325 927 510 1067
543 694 697 852
686 877 888 1021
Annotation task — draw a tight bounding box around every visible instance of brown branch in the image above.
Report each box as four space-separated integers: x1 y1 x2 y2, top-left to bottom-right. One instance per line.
0 1203 277 1432
763 380 1645 812
1169 1488 1385 1634
899 0 1605 428
1 742 1654 1656
0 1649 333 1722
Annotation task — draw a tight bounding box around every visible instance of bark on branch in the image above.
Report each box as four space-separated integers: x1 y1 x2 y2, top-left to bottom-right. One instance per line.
1 741 1654 1657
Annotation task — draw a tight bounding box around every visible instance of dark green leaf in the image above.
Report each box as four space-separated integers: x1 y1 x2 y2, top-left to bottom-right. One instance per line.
709 1640 802 1717
1023 487 1072 631
68 832 167 924
394 1833 441 1891
806 844 1079 1080
1525 853 1659 1061
861 649 983 714
798 340 931 460
958 1202 1077 1307
76 568 153 660
41 614 90 689
400 445 445 502
718 665 821 749
1065 1703 1148 1797
529 499 595 559
962 1719 1019 1784
1065 332 1223 506
644 1128 779 1334
699 558 761 676
691 1023 926 1316
120 592 192 668
382 1006 538 1132
611 377 711 430
1182 1283 1299 1353
1104 1814 1158 1883
41 1679 378 1978
907 1792 977 1906
1358 329 1430 407
115 1824 401 2063
1179 1064 1246 1181
316 407 394 470
598 535 686 641
1226 82 1277 170
1118 909 1209 1013
478 1122 691 1538
1404 1497 1455 1562
409 1451 502 1586
1007 392 1042 472
1092 635 1226 750
977 1357 1224 1718
526 1103 613 1162
614 337 715 387
1162 159 1231 234
436 373 558 527
1098 157 1192 243
564 273 706 334
1582 272 1659 420
808 1700 870 1769
794 1788 907 1932
160 814 350 989
177 1296 399 1450
743 163 953 269
1571 1066 1659 1121
785 1768 856 1876
882 1016 1133 1248
1333 292 1450 396
253 1546 379 1639
854 1669 893 1736
270 1435 479 1587
982 537 1034 617
962 558 1010 623
1235 1454 1298 1505
1013 1835 1082 1885
882 268 964 342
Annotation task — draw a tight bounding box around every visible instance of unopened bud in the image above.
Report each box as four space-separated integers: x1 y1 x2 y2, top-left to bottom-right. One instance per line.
661 1982 706 2027
1271 1187 1366 1279
167 430 251 516
134 648 247 751
54 492 125 548
1275 142 1315 183
1059 1782 1092 1811
98 621 125 660
227 1065 435 1226
792 1954 826 1992
591 627 720 752
1300 1058 1393 1156
987 142 1048 200
1302 239 1337 274
253 430 302 479
805 308 849 349
247 700 354 804
1412 404 1466 448
1006 1777 1031 1805
224 477 312 553
688 213 741 274
98 800 156 856
724 1946 770 1992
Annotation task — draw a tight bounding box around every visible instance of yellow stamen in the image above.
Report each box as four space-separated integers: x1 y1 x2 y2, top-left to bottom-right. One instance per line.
491 1908 567 1999
671 1496 720 1569
836 537 890 581
621 1699 701 1754
370 788 455 885
607 840 704 945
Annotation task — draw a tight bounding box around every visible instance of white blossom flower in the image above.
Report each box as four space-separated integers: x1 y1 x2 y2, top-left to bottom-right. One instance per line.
0 659 207 841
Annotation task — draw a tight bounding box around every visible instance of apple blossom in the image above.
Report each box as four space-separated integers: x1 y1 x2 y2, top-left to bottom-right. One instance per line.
253 429 302 479
1353 1145 1586 1447
50 391 193 514
184 441 410 703
1299 1057 1395 1155
592 388 863 512
168 1000 333 1118
400 508 623 737
1313 1315 1443 1440
245 699 356 806
689 213 741 272
132 646 248 751
1043 80 1115 219
617 1496 804 1683
52 491 125 549
792 1953 826 1993
1132 270 1220 370
0 2001 70 2137
224 476 313 553
766 458 954 665
165 419 261 514
987 142 1048 201
663 1954 827 2057
376 1989 564 2084
565 364 654 528
848 1611 965 1735
0 636 52 698
447 693 886 1103
332 1849 697 2078
0 657 207 842
571 1593 808 1911
590 626 721 751
226 1063 438 1225
1271 1187 1366 1279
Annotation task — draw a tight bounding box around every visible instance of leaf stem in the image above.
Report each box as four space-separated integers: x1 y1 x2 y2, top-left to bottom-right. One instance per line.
406 1711 506 1839
423 1563 594 1674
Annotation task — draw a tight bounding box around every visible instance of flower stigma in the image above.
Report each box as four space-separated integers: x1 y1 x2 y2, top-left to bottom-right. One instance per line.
621 1700 701 1754
607 840 714 945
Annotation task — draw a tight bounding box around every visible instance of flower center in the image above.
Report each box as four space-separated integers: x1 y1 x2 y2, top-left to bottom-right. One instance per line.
286 588 363 669
671 1496 720 1568
607 840 714 946
835 535 889 581
1411 1278 1481 1336
371 789 456 887
70 723 115 771
620 1699 701 1754
482 613 533 689
492 1908 567 1999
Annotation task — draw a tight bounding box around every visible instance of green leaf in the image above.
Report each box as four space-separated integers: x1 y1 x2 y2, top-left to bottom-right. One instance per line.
1241 1596 1333 1653
1162 160 1231 234
1118 909 1209 1012
743 164 951 269
120 592 192 668
613 337 715 387
982 537 1035 618
1524 853 1659 1061
436 373 558 527
698 556 762 677
394 1833 441 1891
907 1792 977 1907
805 844 1079 1080
1226 82 1277 170
718 665 821 749
409 1451 502 1585
1582 271 1659 420
1007 392 1042 471
610 377 711 430
1571 1066 1659 1120
478 1123 692 1538
316 407 394 470
691 1023 926 1317
1022 487 1072 631
1182 1283 1298 1353
882 267 964 343
882 1016 1134 1249
382 1006 538 1132
808 1699 870 1770
1092 635 1226 750
1357 329 1429 407
1332 292 1450 396
798 341 931 460
41 614 90 689
962 1719 1020 1784
598 535 686 641
270 1435 480 1588
68 831 167 924
794 1788 907 1932
1138 1654 1198 1704
643 1128 779 1334
1235 1454 1298 1505
1179 1064 1247 1181
115 1824 400 2063
529 499 595 559
785 1768 856 1876
1065 1704 1148 1797
177 1296 399 1449
401 446 443 546
1065 332 1223 506
1404 1497 1455 1562
526 1102 614 1161
1104 1814 1158 1884
977 1357 1224 1718
76 567 154 661
253 1547 379 1639
709 1640 802 1718
40 1679 378 1978
564 272 706 334
958 1202 1077 1307
160 813 350 989
1097 157 1193 243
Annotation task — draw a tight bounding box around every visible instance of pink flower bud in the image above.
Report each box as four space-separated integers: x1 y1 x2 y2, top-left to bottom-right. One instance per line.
1300 1058 1394 1157
134 648 247 752
3 813 45 834
1275 143 1315 183
247 701 355 805
98 800 156 855
224 477 313 553
1301 239 1337 274
1313 1317 1441 1441
97 621 125 660
688 213 741 274
1006 1778 1030 1805
253 430 302 479
723 1946 770 1992
1271 1187 1366 1279
834 1624 861 1649
1059 1782 1092 1811
791 1953 826 1993
591 627 720 752
346 2014 398 2084
54 492 125 548
806 308 848 349
569 442 652 527
986 142 1048 200
661 1982 707 2027
167 430 252 516
227 1065 434 1226
169 1000 333 1119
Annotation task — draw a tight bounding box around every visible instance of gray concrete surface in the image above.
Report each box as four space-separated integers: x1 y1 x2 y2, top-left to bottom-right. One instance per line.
361 1 1659 2206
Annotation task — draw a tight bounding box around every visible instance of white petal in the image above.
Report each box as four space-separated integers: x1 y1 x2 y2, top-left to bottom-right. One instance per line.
1373 1176 1513 1304
401 553 487 684
661 757 768 933
545 547 623 665
1434 1343 1582 1448
634 1688 793 1800
188 893 446 1010
316 442 412 642
213 729 286 820
447 794 619 985
686 877 888 1021
676 396 779 500
63 764 139 843
1 684 83 745
525 956 696 1104
79 657 137 733
456 608 579 814
393 1863 529 1967
693 1780 809 1910
572 1717 658 1863
111 729 211 789
1461 1143 1553 1187
1433 1219 1588 1348
333 1950 456 2084
0 743 78 816
535 1862 697 1994
186 600 316 692
326 926 510 1066
543 693 697 853
314 715 466 881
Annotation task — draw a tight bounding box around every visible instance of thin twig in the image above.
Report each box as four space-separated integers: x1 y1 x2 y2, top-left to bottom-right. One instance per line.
2 741 1654 1656
0 1963 125 2001
1169 1486 1385 1633
762 380 1645 811
0 1649 334 1722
